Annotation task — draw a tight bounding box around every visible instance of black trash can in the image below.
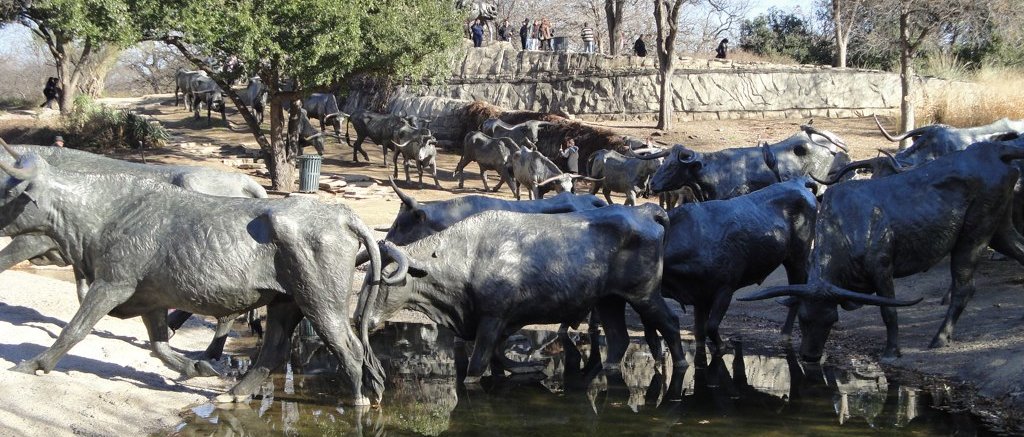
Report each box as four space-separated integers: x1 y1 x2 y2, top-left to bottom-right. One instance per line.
553 36 569 52
297 154 322 193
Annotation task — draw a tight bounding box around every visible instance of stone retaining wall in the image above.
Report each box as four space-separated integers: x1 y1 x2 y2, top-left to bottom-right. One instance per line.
344 42 948 142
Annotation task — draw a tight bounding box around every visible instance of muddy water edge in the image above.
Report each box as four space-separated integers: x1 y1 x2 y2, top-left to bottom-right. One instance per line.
164 322 1004 436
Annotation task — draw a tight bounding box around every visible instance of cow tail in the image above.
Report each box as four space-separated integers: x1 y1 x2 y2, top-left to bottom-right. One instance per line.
345 116 353 147
348 219 386 403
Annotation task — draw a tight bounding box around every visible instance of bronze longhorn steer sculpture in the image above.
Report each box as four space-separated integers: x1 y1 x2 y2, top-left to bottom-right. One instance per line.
0 142 405 406
742 142 1024 362
0 144 267 361
645 125 850 202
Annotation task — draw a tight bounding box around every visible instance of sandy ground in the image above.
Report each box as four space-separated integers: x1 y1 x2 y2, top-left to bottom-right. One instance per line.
0 269 232 436
1 95 1023 433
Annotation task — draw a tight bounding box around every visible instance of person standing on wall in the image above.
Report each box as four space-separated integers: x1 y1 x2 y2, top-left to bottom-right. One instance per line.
633 34 647 57
581 23 595 54
539 18 552 51
716 38 729 59
519 19 530 51
536 18 544 50
498 19 512 42
471 19 484 48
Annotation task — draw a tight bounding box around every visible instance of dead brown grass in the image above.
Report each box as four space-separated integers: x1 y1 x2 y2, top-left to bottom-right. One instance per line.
916 67 1024 127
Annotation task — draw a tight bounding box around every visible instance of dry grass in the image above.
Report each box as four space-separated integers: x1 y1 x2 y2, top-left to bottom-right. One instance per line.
916 66 1024 127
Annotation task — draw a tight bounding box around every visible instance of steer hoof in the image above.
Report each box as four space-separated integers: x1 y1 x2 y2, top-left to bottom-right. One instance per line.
462 375 482 385
929 337 950 349
195 360 221 377
213 393 251 403
11 360 45 375
879 348 901 363
350 396 371 407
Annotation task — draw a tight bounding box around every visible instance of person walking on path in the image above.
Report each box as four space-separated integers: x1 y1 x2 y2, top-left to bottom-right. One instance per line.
471 19 484 48
41 77 61 110
716 38 729 59
581 23 595 54
633 34 647 57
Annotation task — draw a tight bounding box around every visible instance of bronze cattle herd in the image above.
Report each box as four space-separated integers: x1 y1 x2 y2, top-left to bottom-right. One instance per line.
2 90 1024 409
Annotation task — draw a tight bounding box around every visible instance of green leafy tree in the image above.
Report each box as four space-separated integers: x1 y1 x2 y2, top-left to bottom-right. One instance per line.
1 0 138 112
739 8 831 65
142 0 461 191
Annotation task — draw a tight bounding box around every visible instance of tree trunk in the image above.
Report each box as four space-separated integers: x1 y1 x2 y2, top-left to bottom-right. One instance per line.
605 0 624 56
657 67 674 130
56 58 80 113
898 11 914 150
78 47 121 98
654 0 682 131
832 0 846 68
268 98 296 192
837 39 848 68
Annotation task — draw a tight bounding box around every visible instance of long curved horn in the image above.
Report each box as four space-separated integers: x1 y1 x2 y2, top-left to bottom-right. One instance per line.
389 176 420 209
801 124 849 153
825 283 923 307
810 158 879 185
874 114 901 142
873 114 935 142
634 148 671 160
738 284 816 301
540 173 570 186
570 174 604 182
877 149 908 173
0 159 35 181
303 132 325 141
323 111 342 121
0 138 23 160
379 241 409 286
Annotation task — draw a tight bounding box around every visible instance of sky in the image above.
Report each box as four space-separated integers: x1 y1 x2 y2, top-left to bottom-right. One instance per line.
0 0 817 63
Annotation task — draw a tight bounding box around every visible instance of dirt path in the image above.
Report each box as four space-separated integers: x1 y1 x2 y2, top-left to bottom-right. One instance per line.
1 95 1022 433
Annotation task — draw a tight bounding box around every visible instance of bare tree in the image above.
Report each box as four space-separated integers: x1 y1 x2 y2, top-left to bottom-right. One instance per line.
106 42 190 95
654 0 687 130
677 0 750 54
606 0 626 55
890 0 974 145
829 0 865 67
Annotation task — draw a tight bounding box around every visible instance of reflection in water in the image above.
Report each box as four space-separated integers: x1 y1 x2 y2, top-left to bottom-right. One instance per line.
169 322 991 436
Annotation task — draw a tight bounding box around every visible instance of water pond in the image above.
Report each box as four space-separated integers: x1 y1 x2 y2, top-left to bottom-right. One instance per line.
168 322 994 436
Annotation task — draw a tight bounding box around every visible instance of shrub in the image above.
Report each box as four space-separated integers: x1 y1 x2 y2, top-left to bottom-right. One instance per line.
61 95 169 149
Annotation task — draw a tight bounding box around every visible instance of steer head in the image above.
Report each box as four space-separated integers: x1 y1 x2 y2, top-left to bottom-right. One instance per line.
384 177 445 246
639 144 706 200
0 141 49 235
357 241 424 334
739 282 921 362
